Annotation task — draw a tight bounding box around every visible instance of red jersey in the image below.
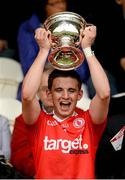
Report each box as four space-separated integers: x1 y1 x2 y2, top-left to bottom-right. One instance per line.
26 108 106 179
10 115 35 177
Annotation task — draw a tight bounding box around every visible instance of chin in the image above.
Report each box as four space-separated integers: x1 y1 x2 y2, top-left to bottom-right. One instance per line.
60 111 73 119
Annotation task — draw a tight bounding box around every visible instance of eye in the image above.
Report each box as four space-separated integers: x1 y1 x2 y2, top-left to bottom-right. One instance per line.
68 88 76 93
55 88 62 92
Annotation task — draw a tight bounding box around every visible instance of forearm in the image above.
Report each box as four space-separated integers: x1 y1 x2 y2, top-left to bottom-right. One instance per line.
81 25 110 124
81 25 110 98
85 52 110 99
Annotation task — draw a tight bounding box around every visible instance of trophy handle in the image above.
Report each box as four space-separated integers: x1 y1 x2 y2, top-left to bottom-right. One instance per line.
86 23 94 27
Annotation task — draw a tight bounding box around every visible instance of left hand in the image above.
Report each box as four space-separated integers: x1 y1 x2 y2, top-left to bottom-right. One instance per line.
80 25 96 49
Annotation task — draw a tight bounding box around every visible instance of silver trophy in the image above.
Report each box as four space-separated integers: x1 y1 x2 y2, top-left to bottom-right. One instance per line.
44 11 87 70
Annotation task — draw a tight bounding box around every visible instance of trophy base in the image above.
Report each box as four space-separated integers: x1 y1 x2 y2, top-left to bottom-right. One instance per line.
48 46 84 71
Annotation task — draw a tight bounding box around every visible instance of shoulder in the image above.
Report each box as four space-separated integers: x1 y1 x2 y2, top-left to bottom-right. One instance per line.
15 114 24 123
75 107 85 113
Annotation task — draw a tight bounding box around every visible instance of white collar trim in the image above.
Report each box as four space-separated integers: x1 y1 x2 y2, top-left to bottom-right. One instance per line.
53 111 78 122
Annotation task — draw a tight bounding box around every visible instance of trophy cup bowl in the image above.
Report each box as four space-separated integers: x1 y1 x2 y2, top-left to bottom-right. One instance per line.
44 11 87 70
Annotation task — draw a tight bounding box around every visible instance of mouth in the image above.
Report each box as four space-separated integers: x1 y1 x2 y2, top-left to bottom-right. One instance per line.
60 101 71 110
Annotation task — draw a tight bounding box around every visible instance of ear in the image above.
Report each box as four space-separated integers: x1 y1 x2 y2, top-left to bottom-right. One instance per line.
115 0 122 5
46 89 52 98
77 89 83 101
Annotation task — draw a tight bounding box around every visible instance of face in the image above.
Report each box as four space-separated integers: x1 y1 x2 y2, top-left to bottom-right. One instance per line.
46 0 67 17
48 77 83 119
38 71 53 112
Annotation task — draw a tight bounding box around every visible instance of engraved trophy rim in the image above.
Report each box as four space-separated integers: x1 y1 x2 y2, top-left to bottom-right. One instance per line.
44 11 87 30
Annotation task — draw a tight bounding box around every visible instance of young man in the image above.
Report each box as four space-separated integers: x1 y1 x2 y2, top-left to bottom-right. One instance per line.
22 25 110 179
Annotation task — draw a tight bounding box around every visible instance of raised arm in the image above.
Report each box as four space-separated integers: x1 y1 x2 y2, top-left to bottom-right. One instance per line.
81 25 110 124
22 28 51 124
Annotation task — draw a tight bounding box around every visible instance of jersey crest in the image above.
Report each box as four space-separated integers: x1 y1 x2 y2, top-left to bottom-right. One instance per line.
73 118 85 129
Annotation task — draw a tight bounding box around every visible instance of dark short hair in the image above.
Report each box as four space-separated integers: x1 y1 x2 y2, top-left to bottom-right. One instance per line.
48 69 82 90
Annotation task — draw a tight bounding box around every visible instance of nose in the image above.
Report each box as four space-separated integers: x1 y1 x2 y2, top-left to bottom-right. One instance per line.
62 90 69 99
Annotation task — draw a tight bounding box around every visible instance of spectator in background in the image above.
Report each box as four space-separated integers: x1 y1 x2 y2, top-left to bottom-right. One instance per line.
17 0 90 101
0 0 34 61
0 39 16 59
85 0 125 98
0 115 11 161
0 12 17 59
116 0 125 18
0 115 26 179
10 63 54 178
95 113 125 179
95 1 125 178
115 0 125 77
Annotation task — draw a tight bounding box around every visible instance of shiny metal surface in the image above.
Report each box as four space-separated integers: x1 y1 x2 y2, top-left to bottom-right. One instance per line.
44 11 87 70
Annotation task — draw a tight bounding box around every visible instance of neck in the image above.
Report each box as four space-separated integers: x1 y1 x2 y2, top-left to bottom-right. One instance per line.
43 105 53 114
53 111 77 122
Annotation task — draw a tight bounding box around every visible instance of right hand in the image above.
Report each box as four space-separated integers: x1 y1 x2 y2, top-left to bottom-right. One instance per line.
34 28 51 51
80 25 96 49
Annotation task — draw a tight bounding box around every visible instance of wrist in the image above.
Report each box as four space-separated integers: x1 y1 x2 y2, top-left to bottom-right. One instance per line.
83 47 94 58
39 48 50 55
